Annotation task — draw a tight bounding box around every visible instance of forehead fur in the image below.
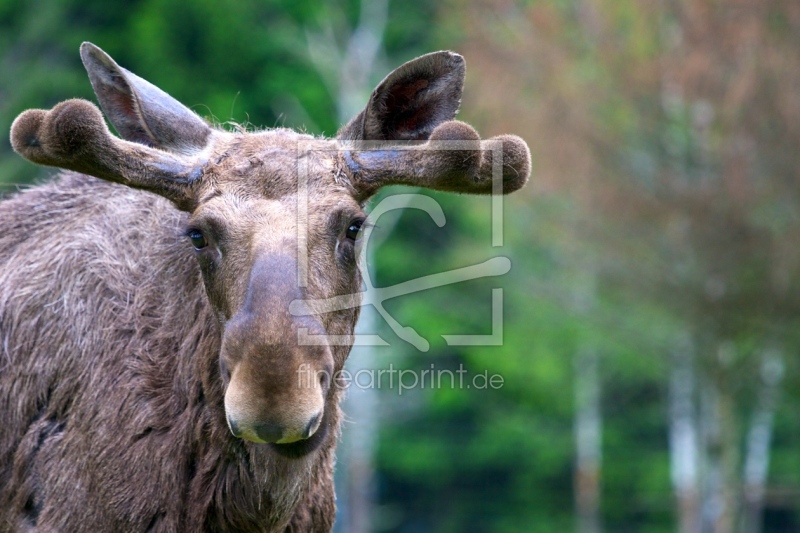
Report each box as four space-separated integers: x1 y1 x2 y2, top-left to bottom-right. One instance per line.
196 128 356 206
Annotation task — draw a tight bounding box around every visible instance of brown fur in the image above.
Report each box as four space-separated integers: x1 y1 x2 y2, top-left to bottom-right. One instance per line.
1 43 530 532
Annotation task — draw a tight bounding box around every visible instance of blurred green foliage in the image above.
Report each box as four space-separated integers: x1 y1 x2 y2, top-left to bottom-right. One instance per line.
0 0 436 186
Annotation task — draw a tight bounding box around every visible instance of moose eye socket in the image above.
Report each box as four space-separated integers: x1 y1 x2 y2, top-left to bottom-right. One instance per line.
187 229 208 250
345 219 364 242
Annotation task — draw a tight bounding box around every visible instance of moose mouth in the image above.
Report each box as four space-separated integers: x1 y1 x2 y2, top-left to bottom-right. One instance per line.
269 408 331 459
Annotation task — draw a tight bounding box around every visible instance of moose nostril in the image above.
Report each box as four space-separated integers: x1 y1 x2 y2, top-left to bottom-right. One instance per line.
304 412 322 440
227 415 242 438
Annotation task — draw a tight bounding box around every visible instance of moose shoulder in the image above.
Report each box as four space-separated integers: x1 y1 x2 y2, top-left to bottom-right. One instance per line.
1 43 529 532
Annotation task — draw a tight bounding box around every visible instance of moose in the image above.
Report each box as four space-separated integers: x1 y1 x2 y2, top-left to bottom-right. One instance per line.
0 43 529 532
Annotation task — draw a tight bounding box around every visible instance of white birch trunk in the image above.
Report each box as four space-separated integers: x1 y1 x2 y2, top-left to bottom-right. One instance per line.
574 346 602 533
698 353 738 533
669 336 701 533
307 2 389 531
699 377 721 533
742 349 784 533
572 270 602 533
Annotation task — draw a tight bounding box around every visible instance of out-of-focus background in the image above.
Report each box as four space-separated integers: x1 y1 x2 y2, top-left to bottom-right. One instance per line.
2 1 800 532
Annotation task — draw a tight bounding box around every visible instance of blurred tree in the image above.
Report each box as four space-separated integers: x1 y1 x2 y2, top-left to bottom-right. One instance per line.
304 2 391 531
438 1 800 532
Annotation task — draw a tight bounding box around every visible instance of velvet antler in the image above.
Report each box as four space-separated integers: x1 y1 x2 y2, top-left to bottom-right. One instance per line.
342 120 530 199
10 99 203 209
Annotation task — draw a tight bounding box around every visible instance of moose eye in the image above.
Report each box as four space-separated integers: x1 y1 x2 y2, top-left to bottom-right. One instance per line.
345 219 364 242
187 229 208 250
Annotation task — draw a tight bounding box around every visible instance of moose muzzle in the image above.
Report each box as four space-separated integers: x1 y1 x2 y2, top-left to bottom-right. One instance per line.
220 254 334 445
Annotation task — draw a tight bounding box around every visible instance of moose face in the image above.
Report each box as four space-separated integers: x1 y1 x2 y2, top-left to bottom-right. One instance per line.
185 133 364 447
10 43 530 452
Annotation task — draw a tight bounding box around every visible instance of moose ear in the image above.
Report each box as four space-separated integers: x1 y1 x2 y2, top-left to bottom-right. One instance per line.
80 42 211 155
338 51 465 141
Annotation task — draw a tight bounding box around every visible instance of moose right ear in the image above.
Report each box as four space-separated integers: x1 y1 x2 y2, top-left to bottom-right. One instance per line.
337 51 465 142
80 42 211 155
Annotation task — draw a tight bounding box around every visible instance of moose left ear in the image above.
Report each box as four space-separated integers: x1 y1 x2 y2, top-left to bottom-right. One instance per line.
338 51 465 141
80 42 212 155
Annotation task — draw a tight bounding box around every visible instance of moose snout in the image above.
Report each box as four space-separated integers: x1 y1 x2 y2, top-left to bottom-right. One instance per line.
219 253 335 445
221 337 333 445
224 383 326 444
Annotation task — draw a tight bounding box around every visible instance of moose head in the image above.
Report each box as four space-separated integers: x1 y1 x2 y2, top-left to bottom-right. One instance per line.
10 43 529 453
